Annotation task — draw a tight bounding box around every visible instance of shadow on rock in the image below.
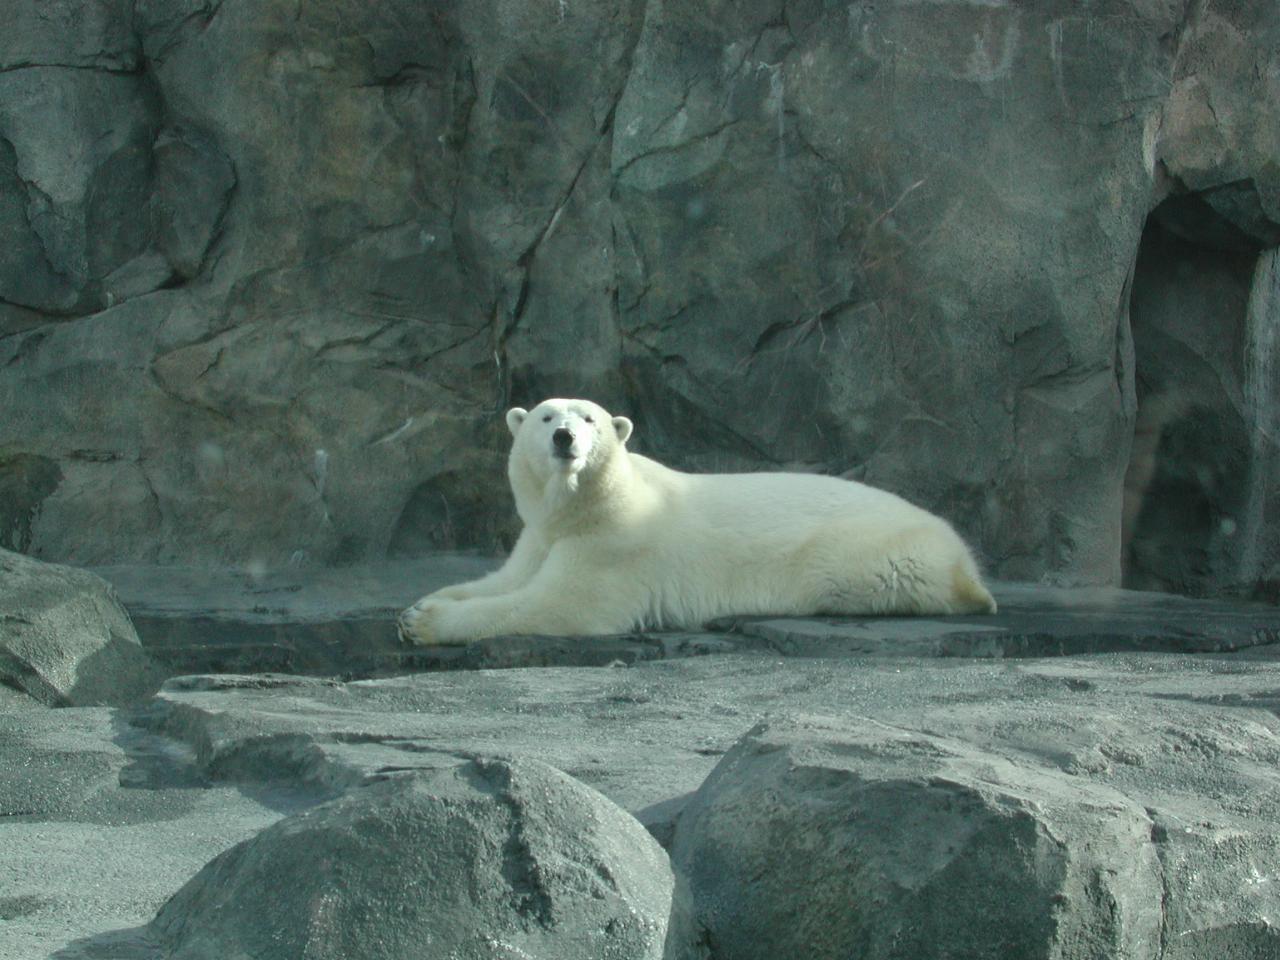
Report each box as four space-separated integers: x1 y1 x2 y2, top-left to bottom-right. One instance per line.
51 926 159 960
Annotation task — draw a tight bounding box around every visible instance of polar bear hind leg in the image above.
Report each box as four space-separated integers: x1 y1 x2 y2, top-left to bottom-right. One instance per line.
950 557 998 614
806 524 996 616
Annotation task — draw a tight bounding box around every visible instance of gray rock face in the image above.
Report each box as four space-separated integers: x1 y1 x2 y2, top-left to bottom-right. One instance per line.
1121 0 1280 599
0 548 161 705
1 0 1277 596
146 758 689 960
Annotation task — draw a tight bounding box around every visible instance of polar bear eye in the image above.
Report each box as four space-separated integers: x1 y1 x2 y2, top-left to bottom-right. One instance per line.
541 414 552 423
583 415 594 424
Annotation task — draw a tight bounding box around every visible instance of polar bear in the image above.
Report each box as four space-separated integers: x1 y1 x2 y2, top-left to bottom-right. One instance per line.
398 398 996 645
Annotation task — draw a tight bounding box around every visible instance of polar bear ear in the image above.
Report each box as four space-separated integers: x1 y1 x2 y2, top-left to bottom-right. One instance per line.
505 407 528 436
612 416 633 445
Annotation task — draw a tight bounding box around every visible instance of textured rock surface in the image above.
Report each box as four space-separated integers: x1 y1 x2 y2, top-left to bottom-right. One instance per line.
0 548 162 706
1 0 1277 594
1123 0 1280 598
672 717 1164 960
0 704 285 960
140 760 687 960
12 652 1280 959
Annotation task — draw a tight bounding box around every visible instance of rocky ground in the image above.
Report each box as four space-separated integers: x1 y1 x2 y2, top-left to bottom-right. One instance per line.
4 549 1280 958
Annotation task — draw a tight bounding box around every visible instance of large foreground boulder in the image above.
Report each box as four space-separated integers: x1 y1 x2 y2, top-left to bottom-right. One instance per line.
0 547 160 706
672 717 1165 960
145 758 695 960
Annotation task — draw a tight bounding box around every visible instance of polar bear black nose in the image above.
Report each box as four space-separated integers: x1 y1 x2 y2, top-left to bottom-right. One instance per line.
552 428 574 450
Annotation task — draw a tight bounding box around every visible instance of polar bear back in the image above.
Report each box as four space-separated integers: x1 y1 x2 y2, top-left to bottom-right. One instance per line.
625 455 981 626
632 454 947 539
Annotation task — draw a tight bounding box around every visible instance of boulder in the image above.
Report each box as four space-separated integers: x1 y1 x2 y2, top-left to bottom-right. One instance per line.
0 548 161 706
671 716 1163 960
144 758 694 960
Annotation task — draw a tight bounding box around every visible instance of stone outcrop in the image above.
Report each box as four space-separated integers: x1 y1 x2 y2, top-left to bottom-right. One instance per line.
0 548 161 706
1 0 1277 595
673 706 1280 959
143 759 690 960
673 718 1163 960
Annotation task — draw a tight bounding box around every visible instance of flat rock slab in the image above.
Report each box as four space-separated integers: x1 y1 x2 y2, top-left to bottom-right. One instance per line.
15 653 1280 958
92 556 499 678
717 582 1280 658
0 705 288 960
93 559 1280 678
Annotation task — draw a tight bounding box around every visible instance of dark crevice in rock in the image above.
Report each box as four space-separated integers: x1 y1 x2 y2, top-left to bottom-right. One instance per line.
136 460 164 527
613 119 743 181
788 114 841 172
1164 0 1207 64
627 294 714 340
470 759 558 928
397 323 491 370
361 61 436 89
1155 179 1280 251
0 60 144 77
492 139 601 405
139 1 227 65
749 299 856 358
146 360 235 424
1123 198 1275 599
314 322 395 358
0 454 61 554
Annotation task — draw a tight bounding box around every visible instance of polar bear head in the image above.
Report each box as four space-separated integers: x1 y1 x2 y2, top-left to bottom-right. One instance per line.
505 398 633 493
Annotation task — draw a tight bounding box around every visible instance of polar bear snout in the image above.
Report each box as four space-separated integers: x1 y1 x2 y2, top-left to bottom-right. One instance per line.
552 427 576 457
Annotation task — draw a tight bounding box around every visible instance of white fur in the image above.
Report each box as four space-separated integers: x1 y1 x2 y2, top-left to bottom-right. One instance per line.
398 398 997 645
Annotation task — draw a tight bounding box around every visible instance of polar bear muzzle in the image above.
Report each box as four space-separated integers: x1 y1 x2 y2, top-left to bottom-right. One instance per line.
552 427 576 459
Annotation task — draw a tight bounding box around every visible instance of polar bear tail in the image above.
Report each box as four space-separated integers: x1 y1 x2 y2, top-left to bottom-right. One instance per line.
951 560 998 614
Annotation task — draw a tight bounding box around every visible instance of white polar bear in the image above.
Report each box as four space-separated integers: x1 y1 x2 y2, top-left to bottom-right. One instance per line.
398 398 996 645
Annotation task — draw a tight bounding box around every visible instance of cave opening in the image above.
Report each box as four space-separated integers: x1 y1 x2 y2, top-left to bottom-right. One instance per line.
1123 186 1279 599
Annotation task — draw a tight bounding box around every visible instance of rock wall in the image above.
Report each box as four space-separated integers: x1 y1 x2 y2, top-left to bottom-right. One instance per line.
1 0 1277 592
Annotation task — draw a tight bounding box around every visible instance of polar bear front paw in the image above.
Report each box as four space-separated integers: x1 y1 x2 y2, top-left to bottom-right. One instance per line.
397 599 464 647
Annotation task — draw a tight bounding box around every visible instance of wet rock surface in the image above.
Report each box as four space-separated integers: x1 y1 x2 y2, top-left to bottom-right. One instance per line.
90 558 1280 679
